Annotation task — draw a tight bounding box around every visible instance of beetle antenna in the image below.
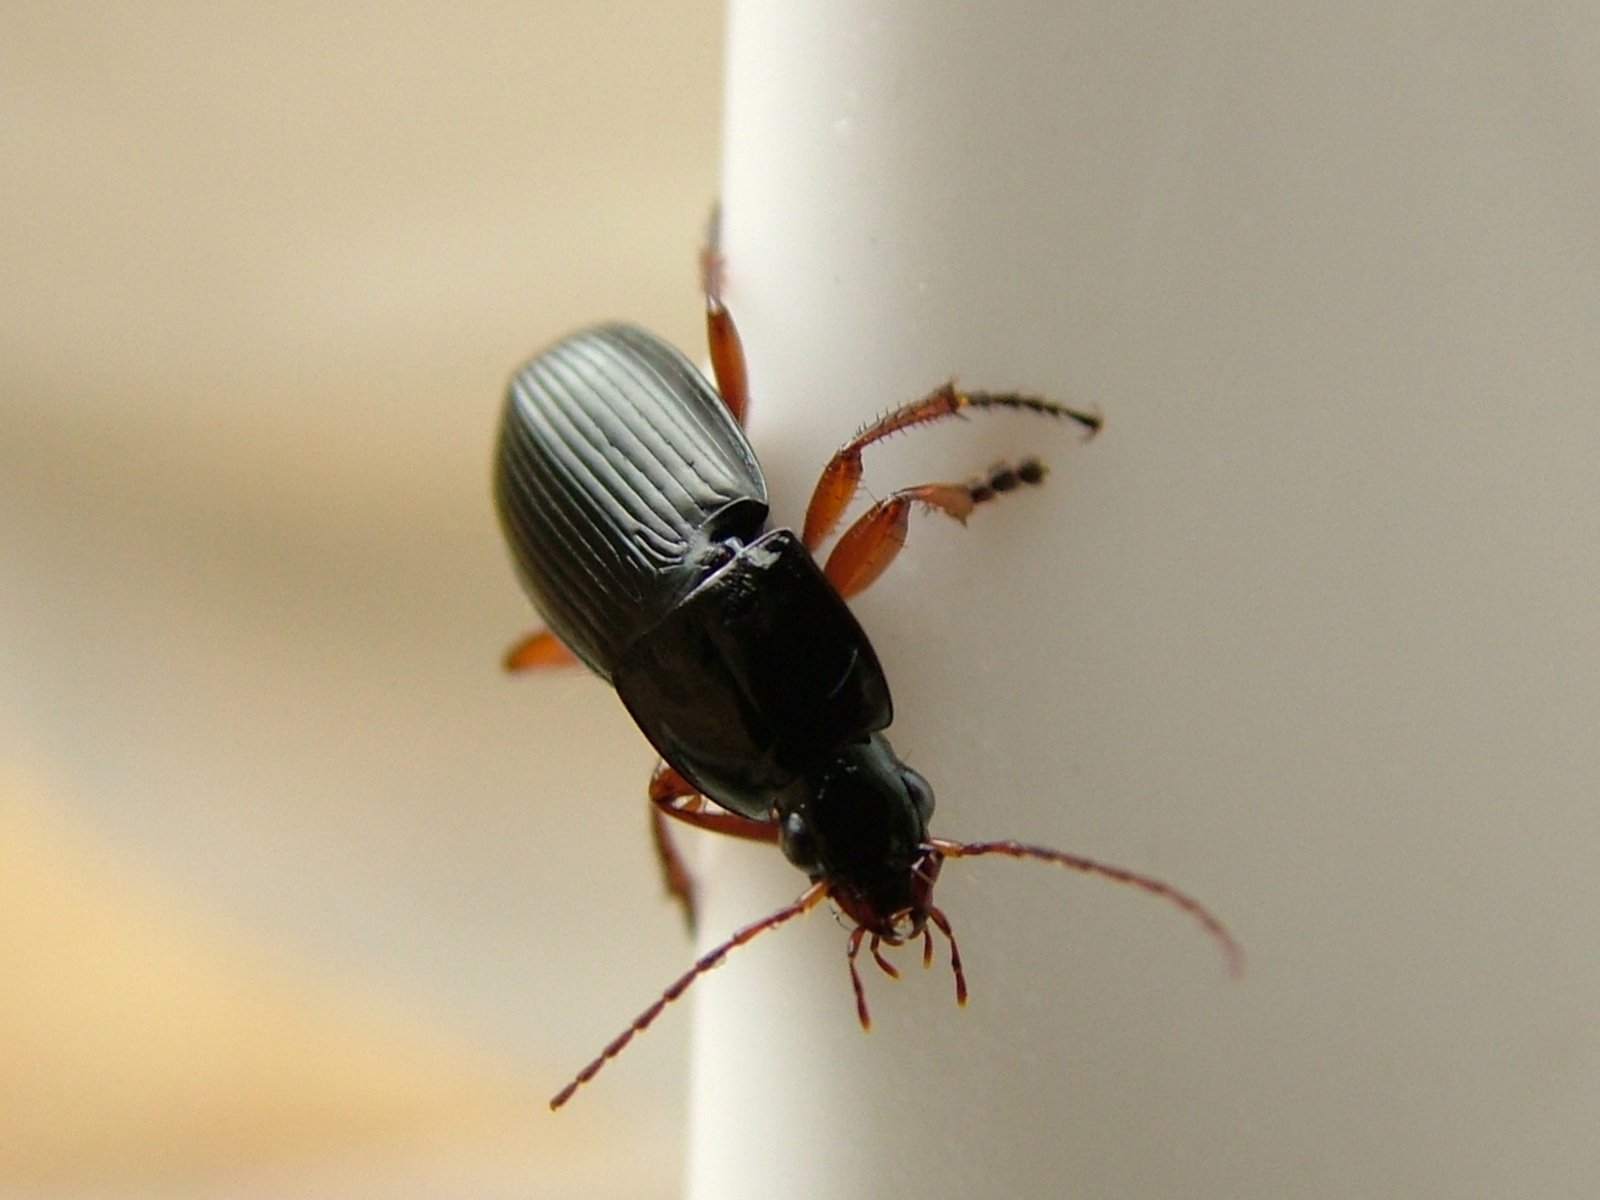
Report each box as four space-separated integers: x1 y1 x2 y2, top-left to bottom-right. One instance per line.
929 839 1244 978
550 881 827 1110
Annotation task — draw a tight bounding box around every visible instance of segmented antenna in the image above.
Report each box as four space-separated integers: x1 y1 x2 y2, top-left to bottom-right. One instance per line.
550 840 1240 1111
549 881 827 1110
931 838 1245 978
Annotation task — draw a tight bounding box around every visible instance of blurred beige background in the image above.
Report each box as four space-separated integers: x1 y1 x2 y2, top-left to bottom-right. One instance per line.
2 3 727 1196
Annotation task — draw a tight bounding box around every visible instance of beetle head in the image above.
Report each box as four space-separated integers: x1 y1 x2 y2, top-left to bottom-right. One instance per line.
776 734 940 939
550 750 1244 1110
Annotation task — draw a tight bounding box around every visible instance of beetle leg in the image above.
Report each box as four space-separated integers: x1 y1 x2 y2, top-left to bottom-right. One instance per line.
802 382 1101 549
700 204 749 426
649 798 699 931
650 763 781 843
649 761 780 931
705 303 749 427
502 629 578 671
822 458 1051 599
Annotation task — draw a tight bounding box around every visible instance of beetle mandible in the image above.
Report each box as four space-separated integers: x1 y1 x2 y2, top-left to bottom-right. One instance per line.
495 229 1241 1110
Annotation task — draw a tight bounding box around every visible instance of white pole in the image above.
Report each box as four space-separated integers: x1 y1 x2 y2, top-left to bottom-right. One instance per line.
687 2 1600 1197
688 4 1245 1194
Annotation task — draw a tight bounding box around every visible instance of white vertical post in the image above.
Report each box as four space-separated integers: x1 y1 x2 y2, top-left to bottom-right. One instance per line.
687 2 1600 1197
687 4 1240 1196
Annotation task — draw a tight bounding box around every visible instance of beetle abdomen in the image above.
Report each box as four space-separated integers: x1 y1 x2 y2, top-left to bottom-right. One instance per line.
495 324 769 676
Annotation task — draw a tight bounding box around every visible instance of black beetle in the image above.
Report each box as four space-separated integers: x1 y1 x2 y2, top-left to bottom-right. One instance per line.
495 248 1240 1110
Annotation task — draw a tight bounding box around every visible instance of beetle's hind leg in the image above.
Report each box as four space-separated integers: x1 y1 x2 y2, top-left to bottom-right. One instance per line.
822 458 1051 599
802 382 1100 551
649 760 779 931
699 204 750 427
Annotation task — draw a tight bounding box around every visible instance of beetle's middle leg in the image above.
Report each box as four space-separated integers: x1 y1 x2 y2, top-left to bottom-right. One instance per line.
802 382 1101 551
650 760 779 930
699 205 750 427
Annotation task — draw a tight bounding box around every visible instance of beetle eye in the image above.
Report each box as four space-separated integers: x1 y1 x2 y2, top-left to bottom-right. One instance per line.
903 768 934 822
779 812 818 870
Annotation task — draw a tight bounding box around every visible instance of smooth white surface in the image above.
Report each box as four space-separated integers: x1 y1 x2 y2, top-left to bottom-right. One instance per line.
687 4 1600 1198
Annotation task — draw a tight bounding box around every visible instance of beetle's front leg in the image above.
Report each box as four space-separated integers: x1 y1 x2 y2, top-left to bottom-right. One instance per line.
802 383 1101 550
649 761 779 931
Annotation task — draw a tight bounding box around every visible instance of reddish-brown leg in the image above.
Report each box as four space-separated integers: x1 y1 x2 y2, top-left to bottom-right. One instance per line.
803 382 1102 550
502 629 578 671
649 760 779 930
648 783 698 929
822 458 1050 599
700 206 749 426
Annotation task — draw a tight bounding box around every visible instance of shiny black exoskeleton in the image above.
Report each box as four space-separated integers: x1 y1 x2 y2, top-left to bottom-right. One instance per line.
494 324 936 932
496 307 1238 1113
